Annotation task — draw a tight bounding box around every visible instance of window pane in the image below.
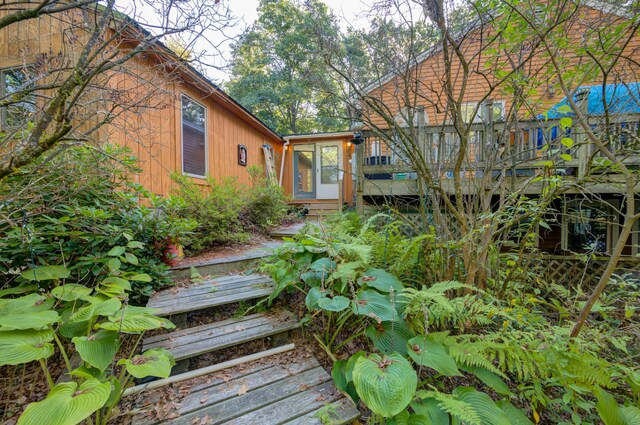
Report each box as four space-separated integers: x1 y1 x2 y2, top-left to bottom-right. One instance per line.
296 151 314 194
182 96 206 176
567 204 609 252
320 146 338 184
2 68 36 128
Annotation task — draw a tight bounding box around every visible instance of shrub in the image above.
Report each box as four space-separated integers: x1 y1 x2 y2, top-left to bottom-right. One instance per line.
240 165 288 231
169 173 247 253
0 145 194 303
169 166 289 254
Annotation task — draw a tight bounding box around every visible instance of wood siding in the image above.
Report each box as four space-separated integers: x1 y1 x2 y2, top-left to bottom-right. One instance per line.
0 9 283 197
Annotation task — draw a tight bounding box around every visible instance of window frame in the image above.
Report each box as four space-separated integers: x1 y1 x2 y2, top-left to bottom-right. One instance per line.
180 93 208 178
0 65 36 131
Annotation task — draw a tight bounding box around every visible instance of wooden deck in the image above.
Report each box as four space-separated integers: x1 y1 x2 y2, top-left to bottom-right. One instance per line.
142 311 300 362
131 352 360 425
147 274 274 317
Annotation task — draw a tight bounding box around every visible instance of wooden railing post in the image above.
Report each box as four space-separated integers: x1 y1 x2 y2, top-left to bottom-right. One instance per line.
356 141 364 215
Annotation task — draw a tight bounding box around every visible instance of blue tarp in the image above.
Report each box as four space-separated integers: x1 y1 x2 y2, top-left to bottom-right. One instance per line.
545 83 640 118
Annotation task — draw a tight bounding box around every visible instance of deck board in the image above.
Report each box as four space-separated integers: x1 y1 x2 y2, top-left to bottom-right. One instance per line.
142 311 300 362
131 351 359 425
147 274 274 316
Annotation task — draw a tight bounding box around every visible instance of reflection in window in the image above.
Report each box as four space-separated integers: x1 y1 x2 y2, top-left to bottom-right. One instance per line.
297 151 314 193
1 67 36 129
182 95 206 176
567 202 610 253
320 146 338 184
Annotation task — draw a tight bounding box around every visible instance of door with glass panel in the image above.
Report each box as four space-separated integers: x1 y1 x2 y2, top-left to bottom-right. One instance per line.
293 146 315 199
316 142 341 199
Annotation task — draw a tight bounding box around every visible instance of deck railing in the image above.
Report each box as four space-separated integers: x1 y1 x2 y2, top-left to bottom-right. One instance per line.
360 114 640 182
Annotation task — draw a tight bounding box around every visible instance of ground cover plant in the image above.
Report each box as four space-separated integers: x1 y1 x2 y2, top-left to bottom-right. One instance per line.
262 215 640 424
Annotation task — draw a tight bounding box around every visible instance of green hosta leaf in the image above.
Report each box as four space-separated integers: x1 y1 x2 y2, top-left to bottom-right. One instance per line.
407 336 460 377
353 290 400 323
410 399 450 425
305 287 324 310
0 284 38 297
365 321 414 356
0 310 59 331
388 410 430 425
301 270 325 287
100 310 174 333
331 360 360 403
495 401 534 425
594 387 640 425
69 298 121 323
310 257 336 273
461 366 513 396
72 331 117 372
118 348 175 378
318 295 350 312
17 379 110 425
621 406 640 424
0 293 54 315
20 265 70 281
52 284 92 302
358 268 404 293
0 329 55 366
353 352 417 418
452 387 510 425
69 365 103 380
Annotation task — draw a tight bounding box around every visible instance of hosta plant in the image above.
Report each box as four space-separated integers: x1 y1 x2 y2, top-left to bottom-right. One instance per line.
0 260 176 425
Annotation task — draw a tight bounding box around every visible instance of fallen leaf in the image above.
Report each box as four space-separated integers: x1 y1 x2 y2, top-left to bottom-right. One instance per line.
237 384 248 395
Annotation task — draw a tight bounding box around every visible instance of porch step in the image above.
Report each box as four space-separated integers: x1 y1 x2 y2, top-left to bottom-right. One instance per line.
147 274 274 317
142 311 300 362
132 351 360 425
170 242 281 279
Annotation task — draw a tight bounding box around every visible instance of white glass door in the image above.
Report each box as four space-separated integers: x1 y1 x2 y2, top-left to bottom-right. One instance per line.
316 142 341 199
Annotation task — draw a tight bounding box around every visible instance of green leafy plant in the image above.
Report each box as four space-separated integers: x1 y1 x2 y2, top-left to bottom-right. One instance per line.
0 264 175 425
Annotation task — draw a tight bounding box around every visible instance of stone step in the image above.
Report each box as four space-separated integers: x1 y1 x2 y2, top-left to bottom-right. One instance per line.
142 310 300 362
131 351 360 425
147 274 274 317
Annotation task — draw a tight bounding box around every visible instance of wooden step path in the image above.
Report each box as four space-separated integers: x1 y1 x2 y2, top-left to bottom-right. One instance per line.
170 241 282 279
142 310 300 362
131 351 360 425
147 274 274 317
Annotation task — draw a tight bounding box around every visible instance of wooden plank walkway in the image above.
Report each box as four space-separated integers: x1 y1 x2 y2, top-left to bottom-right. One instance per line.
170 242 282 279
142 311 300 362
131 351 360 425
147 274 274 317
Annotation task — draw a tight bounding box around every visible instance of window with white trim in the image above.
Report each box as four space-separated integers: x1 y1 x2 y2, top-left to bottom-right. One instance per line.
181 95 207 177
1 66 36 129
460 101 505 123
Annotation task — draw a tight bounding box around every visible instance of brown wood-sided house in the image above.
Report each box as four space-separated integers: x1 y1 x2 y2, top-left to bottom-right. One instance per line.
0 5 287 197
352 0 640 258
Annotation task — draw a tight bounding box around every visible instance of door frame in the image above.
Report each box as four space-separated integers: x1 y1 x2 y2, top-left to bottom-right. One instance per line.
293 144 316 199
315 141 342 200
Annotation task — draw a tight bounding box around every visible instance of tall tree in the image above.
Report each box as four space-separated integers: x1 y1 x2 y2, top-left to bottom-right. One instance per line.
225 0 345 134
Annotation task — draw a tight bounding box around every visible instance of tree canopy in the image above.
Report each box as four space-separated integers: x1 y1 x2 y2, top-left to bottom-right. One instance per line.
225 0 346 135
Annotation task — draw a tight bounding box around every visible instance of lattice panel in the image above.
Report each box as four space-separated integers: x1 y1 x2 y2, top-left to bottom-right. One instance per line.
540 257 640 288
